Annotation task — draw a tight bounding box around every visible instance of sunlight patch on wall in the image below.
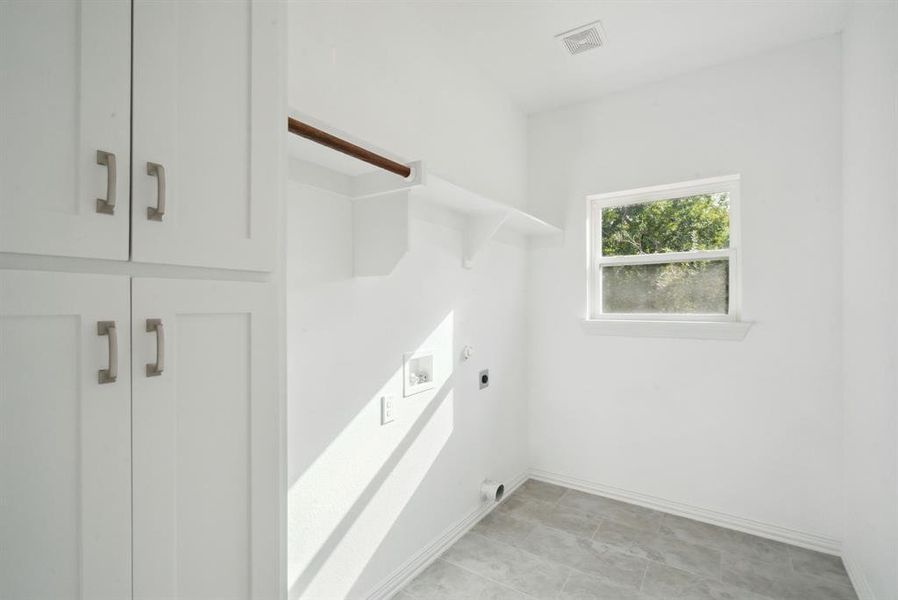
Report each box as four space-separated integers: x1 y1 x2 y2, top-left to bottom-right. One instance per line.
301 392 454 599
287 312 455 598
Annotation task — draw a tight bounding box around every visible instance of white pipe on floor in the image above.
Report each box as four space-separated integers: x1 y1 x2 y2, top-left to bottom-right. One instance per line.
480 479 505 503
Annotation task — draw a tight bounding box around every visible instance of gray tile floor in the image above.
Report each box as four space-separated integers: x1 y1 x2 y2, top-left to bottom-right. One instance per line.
396 480 858 600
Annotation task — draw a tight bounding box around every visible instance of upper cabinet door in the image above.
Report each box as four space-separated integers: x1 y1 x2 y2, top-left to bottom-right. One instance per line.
131 278 279 600
132 0 281 271
0 1 131 260
0 270 131 599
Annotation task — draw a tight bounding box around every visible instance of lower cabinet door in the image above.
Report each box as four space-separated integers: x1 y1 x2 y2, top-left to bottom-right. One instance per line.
0 270 131 599
131 278 279 600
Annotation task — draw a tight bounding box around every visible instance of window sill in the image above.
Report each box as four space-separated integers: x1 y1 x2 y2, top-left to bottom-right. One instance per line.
580 319 752 341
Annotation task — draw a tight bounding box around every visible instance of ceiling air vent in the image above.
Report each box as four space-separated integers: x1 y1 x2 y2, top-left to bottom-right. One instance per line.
556 20 606 56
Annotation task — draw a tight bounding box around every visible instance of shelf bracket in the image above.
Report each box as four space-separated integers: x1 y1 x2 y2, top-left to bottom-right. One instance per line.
352 191 410 277
463 212 509 269
351 160 424 198
288 156 425 200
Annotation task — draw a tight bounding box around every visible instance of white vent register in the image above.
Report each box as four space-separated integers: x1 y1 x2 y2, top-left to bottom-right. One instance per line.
556 20 606 55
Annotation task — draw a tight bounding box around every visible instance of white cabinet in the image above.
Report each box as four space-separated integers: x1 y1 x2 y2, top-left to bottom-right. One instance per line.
0 1 132 260
1 0 280 271
131 0 280 271
0 0 283 595
131 278 279 599
0 271 132 599
1 273 279 599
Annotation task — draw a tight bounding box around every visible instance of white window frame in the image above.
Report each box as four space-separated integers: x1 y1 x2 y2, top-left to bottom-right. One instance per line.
587 174 742 324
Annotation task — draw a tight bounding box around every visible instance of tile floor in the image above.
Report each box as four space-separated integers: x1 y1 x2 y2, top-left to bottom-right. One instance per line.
396 480 857 600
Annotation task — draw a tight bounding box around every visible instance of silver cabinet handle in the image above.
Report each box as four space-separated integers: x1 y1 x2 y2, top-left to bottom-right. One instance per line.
146 319 164 377
147 162 166 221
97 321 118 384
96 150 116 215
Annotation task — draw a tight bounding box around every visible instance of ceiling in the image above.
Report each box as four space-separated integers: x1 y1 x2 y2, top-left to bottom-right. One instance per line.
407 0 849 113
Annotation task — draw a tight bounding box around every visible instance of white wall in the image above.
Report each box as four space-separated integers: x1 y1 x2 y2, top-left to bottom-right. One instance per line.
285 185 530 599
841 2 898 597
288 1 527 209
285 5 534 596
526 37 844 544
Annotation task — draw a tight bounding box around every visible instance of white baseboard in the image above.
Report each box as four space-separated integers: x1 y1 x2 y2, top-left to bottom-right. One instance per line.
365 471 529 600
842 548 876 600
529 468 842 555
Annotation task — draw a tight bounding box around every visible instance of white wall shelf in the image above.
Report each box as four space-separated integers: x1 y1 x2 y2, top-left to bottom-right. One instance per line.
287 112 562 271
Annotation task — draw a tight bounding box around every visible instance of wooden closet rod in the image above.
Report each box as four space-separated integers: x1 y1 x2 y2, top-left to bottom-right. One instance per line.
287 117 412 179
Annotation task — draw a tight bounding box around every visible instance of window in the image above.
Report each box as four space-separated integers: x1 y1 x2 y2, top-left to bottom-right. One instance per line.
588 175 741 323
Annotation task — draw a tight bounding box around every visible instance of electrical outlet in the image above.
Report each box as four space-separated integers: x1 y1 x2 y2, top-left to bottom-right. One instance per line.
381 395 396 425
479 369 490 389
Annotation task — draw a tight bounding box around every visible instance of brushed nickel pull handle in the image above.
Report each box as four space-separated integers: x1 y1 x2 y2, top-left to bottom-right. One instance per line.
97 321 118 384
96 151 116 215
146 319 164 377
146 162 165 221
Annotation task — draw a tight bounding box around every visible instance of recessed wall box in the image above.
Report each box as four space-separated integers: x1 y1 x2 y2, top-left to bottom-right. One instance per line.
403 350 435 397
479 369 490 389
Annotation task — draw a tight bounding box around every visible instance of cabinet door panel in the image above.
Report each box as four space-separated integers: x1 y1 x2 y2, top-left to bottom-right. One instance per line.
0 1 131 259
132 1 280 271
0 271 131 599
132 278 278 600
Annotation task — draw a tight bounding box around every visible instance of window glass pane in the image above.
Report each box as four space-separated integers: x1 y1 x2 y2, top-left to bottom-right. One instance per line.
601 193 729 257
601 260 729 314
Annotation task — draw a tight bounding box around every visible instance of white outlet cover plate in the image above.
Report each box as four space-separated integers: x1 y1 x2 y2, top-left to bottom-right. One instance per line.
381 395 395 425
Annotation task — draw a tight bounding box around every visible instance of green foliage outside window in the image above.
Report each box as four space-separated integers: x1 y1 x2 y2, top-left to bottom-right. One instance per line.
600 194 730 314
601 193 729 256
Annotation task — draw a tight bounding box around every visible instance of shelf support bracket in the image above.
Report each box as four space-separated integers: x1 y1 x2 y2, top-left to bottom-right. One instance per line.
463 212 509 269
352 191 410 277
